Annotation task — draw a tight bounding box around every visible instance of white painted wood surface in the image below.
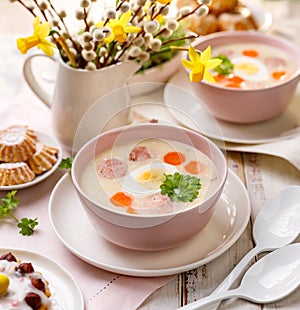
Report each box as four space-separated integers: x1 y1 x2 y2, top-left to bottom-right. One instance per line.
139 2 300 308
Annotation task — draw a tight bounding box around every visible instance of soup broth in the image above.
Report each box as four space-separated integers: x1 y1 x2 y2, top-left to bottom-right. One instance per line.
80 138 219 215
212 43 296 89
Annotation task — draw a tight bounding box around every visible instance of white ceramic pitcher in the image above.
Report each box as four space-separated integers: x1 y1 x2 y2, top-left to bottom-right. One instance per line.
23 54 141 150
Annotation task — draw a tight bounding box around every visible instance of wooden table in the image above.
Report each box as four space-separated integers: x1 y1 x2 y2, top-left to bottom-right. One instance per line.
0 1 300 309
139 1 300 309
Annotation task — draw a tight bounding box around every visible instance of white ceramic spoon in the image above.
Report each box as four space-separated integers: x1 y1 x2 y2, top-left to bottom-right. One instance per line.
179 243 300 309
186 185 300 310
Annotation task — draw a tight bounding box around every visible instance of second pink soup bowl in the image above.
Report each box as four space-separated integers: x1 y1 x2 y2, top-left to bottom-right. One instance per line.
188 31 300 124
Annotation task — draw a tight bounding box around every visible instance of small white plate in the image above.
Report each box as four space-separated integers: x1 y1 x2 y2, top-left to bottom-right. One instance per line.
164 69 300 145
49 169 250 277
0 248 84 309
0 131 62 190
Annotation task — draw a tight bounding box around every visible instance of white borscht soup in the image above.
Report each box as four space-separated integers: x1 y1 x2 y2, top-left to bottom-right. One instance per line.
212 43 296 89
80 138 219 215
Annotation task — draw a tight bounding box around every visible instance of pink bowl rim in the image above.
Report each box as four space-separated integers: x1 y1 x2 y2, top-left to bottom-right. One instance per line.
191 30 300 92
71 123 228 219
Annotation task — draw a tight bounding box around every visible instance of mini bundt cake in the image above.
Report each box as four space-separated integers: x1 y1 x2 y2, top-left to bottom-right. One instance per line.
27 143 59 175
0 252 52 310
0 126 37 163
0 162 35 186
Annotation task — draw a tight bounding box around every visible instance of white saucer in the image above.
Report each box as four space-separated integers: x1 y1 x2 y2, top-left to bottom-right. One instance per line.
49 169 251 277
0 248 84 309
0 131 62 190
164 69 300 145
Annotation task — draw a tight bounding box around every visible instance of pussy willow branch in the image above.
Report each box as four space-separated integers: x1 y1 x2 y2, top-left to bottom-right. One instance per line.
160 33 199 46
177 3 204 22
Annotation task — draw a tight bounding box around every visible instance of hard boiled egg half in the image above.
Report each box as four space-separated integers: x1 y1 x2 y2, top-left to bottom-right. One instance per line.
122 161 178 196
232 56 269 82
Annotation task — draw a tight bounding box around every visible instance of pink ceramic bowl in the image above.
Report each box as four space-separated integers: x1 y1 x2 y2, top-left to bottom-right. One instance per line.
188 31 300 124
71 123 227 251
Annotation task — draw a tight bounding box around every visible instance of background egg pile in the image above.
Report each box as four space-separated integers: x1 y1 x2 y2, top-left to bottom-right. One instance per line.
177 0 258 35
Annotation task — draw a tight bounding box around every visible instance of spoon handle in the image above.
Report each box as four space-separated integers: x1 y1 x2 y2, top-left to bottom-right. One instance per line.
213 245 261 293
184 246 262 310
178 288 243 310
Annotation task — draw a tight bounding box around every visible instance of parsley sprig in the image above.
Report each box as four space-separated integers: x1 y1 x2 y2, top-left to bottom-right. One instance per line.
160 172 201 202
0 191 38 236
213 54 234 76
59 154 75 170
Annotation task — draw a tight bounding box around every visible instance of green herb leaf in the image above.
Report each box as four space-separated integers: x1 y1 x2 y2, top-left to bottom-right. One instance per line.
0 191 38 236
17 218 39 236
160 172 201 202
213 54 234 76
59 155 75 170
0 191 19 218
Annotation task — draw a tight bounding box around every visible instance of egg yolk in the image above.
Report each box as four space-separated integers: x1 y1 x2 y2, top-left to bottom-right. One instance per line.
0 274 9 294
136 168 166 189
235 62 259 75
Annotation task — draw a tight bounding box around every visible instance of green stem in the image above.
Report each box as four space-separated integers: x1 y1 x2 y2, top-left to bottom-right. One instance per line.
7 212 19 223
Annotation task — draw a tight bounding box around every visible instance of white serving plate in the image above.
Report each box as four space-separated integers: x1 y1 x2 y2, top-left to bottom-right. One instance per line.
49 169 251 277
164 69 300 145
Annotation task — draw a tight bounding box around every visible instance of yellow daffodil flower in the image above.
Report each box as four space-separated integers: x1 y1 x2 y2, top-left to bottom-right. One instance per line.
97 10 141 44
157 0 172 4
181 46 222 83
17 17 55 56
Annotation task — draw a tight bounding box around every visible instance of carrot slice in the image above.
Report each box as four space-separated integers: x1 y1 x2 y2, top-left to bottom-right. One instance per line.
228 75 244 84
272 71 287 80
214 75 227 83
110 192 133 207
184 160 206 175
242 49 258 57
225 83 242 89
163 152 186 165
